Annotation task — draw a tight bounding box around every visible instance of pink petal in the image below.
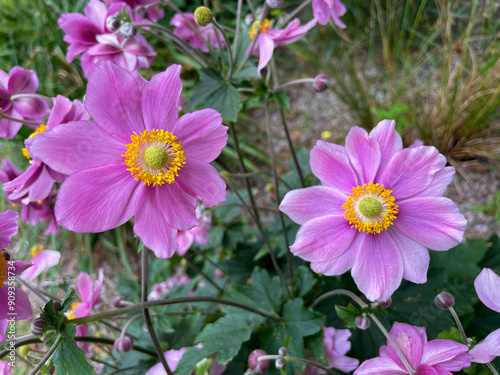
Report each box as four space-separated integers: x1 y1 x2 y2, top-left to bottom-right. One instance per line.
394 197 466 251
154 183 199 230
279 186 346 225
411 167 455 198
0 287 32 320
55 165 140 232
21 250 60 280
415 364 438 375
172 109 228 163
312 0 332 25
310 240 358 275
469 329 500 363
345 127 381 184
310 140 358 193
47 95 88 130
85 62 145 144
134 187 178 258
175 159 226 208
77 272 93 305
84 0 107 29
26 120 126 176
8 68 38 94
421 340 471 371
12 96 50 119
141 64 182 132
379 147 446 199
351 232 404 302
176 230 194 257
386 323 424 370
0 210 18 248
0 319 7 343
290 215 356 262
388 226 429 284
474 268 500 313
354 357 407 374
256 35 275 76
369 120 402 179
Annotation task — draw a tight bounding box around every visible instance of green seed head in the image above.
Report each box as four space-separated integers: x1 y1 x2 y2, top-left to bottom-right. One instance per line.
194 7 213 27
358 197 382 218
144 146 168 169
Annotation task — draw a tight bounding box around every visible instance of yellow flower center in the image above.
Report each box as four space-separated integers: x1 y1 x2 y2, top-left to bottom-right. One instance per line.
249 19 271 40
123 129 186 187
30 245 44 258
68 301 81 320
342 182 399 234
22 124 47 160
0 254 7 288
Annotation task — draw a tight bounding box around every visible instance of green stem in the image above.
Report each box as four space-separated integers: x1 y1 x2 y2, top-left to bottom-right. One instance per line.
185 255 224 293
278 106 305 188
142 249 173 375
0 109 41 126
486 363 499 375
28 335 61 375
211 20 234 80
448 306 469 344
69 296 281 326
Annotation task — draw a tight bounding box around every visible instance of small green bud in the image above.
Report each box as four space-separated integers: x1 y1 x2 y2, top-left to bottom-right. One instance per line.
194 7 213 27
195 357 213 375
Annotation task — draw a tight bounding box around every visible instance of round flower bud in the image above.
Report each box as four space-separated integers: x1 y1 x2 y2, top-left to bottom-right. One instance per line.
278 346 287 356
275 357 286 370
245 13 255 26
113 296 124 308
114 336 134 354
194 7 213 27
266 0 284 8
95 363 105 374
248 349 269 373
355 315 370 330
435 292 455 310
31 318 46 336
52 300 62 311
119 23 137 38
106 15 121 32
378 298 392 308
214 268 224 279
134 6 147 19
313 74 329 92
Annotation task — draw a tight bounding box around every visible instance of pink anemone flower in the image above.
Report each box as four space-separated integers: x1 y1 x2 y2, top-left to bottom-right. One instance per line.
245 18 317 76
0 160 59 234
299 326 359 374
0 210 32 343
279 120 466 302
104 0 164 22
354 322 472 375
4 95 87 204
469 268 500 363
176 206 211 256
312 0 347 27
170 13 225 53
0 67 50 139
20 245 60 280
0 361 12 375
68 269 104 352
28 62 228 258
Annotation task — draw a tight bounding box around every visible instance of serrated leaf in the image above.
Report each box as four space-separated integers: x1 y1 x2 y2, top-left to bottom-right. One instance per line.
335 304 361 330
305 331 328 365
464 362 498 375
176 346 214 375
436 327 464 343
52 324 95 375
295 266 317 298
432 239 490 278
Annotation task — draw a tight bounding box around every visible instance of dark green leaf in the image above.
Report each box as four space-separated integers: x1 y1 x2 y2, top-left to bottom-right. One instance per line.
52 324 95 375
295 266 317 298
335 304 361 330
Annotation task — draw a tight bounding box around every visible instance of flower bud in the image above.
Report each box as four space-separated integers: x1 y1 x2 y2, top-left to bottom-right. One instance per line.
134 6 147 19
275 357 286 370
378 298 392 308
31 318 46 336
214 268 224 279
313 74 329 92
194 7 213 27
95 363 105 374
245 13 255 26
195 357 213 375
106 15 121 32
18 345 29 357
113 296 124 308
52 300 62 311
435 292 455 310
278 346 287 356
248 349 268 373
266 0 284 8
114 336 134 354
119 23 137 38
355 315 370 330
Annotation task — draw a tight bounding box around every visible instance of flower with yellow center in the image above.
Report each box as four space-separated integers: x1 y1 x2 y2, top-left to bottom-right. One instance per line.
30 244 44 258
342 182 399 234
122 129 186 187
68 301 81 320
22 124 47 160
249 19 271 40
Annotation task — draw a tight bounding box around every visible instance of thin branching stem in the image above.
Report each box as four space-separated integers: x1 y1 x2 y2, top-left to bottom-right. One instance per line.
233 0 243 60
448 306 469 344
185 255 224 293
10 93 52 102
486 363 500 375
16 277 48 303
278 106 305 187
282 0 312 25
211 20 234 80
28 334 61 375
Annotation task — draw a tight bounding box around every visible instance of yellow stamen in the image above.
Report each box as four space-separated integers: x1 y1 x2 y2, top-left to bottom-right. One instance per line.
249 19 271 40
30 245 44 258
68 302 81 320
0 254 7 288
22 124 47 160
122 129 186 187
342 182 399 234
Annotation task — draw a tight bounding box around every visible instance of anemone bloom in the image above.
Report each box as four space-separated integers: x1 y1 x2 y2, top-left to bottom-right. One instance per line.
20 245 60 280
0 67 50 139
312 0 347 27
176 206 211 256
0 361 11 375
28 62 228 258
246 18 317 76
469 268 500 363
104 0 164 21
279 120 466 302
355 323 472 375
170 13 225 53
4 95 87 204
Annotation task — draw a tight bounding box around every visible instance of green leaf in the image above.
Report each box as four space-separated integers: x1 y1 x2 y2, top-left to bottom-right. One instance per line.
436 327 465 343
295 266 317 298
432 239 490 278
463 362 498 375
335 303 361 330
52 324 95 375
189 69 241 122
305 331 328 366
